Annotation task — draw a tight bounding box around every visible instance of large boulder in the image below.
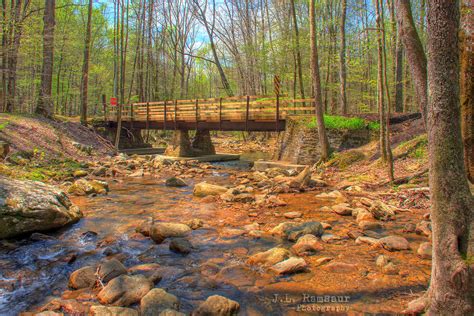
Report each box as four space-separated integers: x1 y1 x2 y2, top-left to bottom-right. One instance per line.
192 295 240 316
193 182 227 197
0 177 83 239
150 222 192 244
97 275 153 306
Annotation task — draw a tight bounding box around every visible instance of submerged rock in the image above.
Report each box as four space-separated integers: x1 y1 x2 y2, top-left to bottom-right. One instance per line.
0 177 83 239
324 262 358 273
141 288 180 316
97 275 153 306
150 222 192 244
192 295 240 316
128 263 162 284
165 177 188 187
169 238 193 254
193 182 227 197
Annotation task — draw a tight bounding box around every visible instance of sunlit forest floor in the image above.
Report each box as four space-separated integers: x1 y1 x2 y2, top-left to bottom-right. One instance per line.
0 114 441 315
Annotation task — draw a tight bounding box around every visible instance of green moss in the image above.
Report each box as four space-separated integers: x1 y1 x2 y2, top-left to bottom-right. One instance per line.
462 254 474 265
394 134 428 160
304 115 379 131
326 150 366 169
0 121 10 130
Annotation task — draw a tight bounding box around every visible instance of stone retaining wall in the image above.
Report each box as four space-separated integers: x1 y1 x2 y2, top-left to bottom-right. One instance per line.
273 116 374 165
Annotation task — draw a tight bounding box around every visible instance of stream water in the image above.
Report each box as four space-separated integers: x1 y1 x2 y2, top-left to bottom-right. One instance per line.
0 159 289 315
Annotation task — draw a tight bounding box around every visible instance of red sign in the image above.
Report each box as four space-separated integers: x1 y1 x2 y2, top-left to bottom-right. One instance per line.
110 97 117 106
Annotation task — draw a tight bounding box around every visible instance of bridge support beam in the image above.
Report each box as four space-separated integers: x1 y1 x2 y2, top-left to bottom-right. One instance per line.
192 129 216 156
164 129 216 157
164 130 195 157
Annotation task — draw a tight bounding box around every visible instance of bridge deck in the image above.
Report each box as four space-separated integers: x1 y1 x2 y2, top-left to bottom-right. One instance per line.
105 96 316 131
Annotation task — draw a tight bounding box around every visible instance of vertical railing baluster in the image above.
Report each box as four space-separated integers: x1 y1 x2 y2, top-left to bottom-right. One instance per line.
245 95 250 131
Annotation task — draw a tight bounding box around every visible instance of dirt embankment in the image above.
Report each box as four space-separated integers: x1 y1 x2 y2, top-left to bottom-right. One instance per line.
0 114 115 159
0 114 116 182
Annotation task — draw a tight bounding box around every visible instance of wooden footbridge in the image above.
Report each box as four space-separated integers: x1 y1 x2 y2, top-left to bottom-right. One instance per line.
105 95 316 131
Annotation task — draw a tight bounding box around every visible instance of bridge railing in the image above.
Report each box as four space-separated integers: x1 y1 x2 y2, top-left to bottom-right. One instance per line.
110 96 317 125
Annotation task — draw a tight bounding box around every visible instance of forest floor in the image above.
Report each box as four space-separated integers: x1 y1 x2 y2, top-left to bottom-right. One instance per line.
0 114 443 315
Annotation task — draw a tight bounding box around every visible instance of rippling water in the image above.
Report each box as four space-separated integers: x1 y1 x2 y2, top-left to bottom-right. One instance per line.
0 161 287 315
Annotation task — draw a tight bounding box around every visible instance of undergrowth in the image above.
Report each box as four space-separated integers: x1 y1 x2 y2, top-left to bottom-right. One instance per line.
305 115 380 130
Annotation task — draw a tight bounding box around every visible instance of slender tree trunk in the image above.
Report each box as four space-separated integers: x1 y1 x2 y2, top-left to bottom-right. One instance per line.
395 0 427 126
36 0 55 118
310 0 329 161
80 0 93 126
380 0 394 181
374 0 387 163
460 0 473 183
290 0 305 100
416 1 474 315
339 0 347 114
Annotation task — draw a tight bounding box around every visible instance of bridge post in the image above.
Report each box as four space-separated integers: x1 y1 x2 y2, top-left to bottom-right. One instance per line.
146 102 150 131
164 130 194 157
102 94 107 121
276 94 280 132
219 97 223 131
195 99 199 130
174 99 177 130
245 95 250 131
192 129 216 156
164 100 167 131
130 103 134 129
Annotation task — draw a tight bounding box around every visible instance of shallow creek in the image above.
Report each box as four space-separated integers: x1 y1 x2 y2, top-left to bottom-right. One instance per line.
0 161 294 315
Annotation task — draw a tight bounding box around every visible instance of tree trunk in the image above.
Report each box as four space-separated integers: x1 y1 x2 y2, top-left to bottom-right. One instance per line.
339 0 347 114
460 0 473 183
310 0 329 161
80 0 93 126
36 0 56 118
394 35 404 112
421 1 474 314
290 0 305 100
395 0 427 126
374 0 387 163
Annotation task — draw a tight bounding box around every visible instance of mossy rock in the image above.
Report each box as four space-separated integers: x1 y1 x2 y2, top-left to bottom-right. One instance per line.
326 150 366 169
393 135 428 160
68 179 109 196
73 169 88 178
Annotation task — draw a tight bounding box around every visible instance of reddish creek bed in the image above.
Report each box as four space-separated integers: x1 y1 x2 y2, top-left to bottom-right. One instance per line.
0 161 431 315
